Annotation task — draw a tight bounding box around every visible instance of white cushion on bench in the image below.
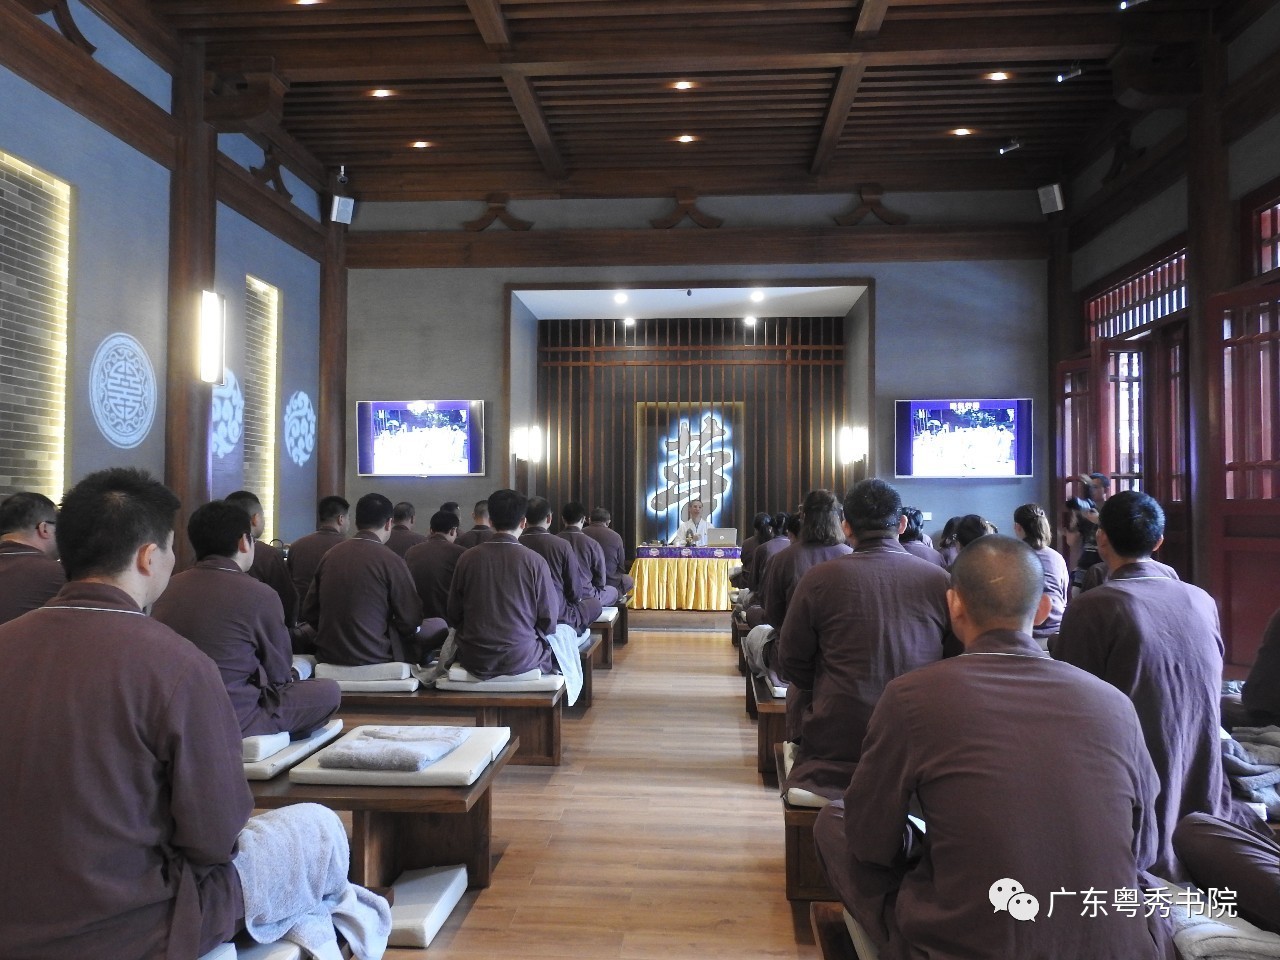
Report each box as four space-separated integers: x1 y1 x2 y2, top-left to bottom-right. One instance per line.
243 718 345 781
435 666 564 693
289 725 511 787
594 606 619 624
782 741 830 809
387 864 469 948
316 661 414 681
198 937 304 960
334 677 420 693
198 945 237 960
242 731 291 763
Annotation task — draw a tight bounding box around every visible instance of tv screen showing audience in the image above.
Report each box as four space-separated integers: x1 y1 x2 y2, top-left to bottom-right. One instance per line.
356 400 485 476
895 398 1033 478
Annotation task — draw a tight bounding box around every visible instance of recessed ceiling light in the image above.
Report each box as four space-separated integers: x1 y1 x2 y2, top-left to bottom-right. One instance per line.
410 141 431 149
744 316 758 326
987 71 1009 81
675 134 697 143
623 317 635 326
370 88 394 98
750 290 765 303
672 81 695 90
295 0 321 5
613 291 628 304
952 128 973 137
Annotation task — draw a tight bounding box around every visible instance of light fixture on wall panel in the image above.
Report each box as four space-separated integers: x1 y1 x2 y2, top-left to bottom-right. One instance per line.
199 290 225 385
838 425 868 465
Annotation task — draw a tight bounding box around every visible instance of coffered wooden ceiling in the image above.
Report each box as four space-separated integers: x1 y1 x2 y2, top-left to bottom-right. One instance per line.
144 0 1218 201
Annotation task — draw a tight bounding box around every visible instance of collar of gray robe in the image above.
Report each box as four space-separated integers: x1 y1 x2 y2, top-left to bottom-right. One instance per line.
195 555 242 574
964 629 1047 658
1108 560 1176 582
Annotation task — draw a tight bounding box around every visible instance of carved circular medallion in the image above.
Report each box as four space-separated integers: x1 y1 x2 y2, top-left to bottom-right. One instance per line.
89 332 156 450
283 390 317 466
210 368 244 459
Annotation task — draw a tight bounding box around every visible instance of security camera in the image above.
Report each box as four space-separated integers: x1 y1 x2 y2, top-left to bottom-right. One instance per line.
336 164 349 185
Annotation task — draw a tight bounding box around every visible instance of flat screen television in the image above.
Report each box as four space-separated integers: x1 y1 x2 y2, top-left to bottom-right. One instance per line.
356 400 485 477
895 398 1033 478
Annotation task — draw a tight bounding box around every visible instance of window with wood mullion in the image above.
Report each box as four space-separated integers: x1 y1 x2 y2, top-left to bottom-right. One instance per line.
1086 248 1187 343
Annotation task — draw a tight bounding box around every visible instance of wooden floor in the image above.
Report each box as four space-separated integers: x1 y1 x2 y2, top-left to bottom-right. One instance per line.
387 625 818 959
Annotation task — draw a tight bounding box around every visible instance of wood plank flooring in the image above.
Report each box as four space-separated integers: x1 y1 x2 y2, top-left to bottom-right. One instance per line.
387 626 818 959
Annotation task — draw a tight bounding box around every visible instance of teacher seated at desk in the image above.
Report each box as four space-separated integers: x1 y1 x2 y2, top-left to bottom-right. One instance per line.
670 499 711 546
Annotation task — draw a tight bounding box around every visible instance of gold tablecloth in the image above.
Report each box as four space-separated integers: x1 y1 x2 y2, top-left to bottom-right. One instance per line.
630 557 736 611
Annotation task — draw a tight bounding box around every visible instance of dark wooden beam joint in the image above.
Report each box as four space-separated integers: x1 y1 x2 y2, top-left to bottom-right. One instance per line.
650 189 723 230
204 62 288 134
250 145 293 201
14 0 96 55
462 193 533 232
833 183 909 227
1102 122 1146 185
1111 42 1201 111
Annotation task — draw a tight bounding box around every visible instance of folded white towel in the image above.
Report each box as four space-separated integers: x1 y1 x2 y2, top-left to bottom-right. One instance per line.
318 727 469 772
316 662 413 682
446 665 541 683
362 725 469 743
243 731 291 763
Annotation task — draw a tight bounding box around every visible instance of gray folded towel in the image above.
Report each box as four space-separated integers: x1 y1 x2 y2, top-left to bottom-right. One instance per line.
319 727 469 772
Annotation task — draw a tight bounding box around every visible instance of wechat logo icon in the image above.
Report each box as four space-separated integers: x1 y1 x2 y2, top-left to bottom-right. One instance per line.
990 878 1040 922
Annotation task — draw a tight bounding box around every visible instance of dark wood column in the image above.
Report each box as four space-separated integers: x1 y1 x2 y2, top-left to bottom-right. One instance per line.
164 40 216 569
1045 213 1076 503
1184 36 1230 587
317 218 348 498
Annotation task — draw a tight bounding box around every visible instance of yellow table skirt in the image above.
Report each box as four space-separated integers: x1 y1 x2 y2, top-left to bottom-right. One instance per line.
630 557 735 611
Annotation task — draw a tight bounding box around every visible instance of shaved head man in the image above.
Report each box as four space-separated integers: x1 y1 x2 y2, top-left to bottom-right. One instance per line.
815 536 1169 960
0 491 65 624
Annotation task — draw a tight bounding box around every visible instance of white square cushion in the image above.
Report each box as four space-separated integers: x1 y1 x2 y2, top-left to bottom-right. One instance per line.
236 938 304 960
335 677 420 693
243 718 345 781
594 606 620 624
435 666 564 693
387 864 469 948
198 945 237 960
289 725 511 787
782 741 830 809
242 731 291 763
316 661 414 682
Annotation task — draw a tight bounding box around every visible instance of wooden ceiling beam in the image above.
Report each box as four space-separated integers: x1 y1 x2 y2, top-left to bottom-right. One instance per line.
79 0 180 69
503 72 567 179
465 0 512 51
812 63 865 174
854 0 890 39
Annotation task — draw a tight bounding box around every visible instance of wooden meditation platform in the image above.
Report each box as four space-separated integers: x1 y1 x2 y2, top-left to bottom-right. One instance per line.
569 633 602 713
250 737 519 889
753 673 787 783
339 688 563 765
775 743 838 902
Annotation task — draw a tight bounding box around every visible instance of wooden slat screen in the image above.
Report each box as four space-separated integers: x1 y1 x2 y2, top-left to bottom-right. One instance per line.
535 316 846 556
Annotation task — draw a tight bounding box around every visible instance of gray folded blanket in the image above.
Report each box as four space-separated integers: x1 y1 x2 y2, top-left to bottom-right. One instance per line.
319 726 470 772
1223 727 1280 819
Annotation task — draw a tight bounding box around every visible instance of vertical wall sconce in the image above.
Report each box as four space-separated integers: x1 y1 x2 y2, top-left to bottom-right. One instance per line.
512 424 545 463
199 290 226 384
838 425 869 465
527 424 543 463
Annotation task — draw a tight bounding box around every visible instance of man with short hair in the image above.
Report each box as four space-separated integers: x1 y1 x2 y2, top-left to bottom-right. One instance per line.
224 490 297 625
386 501 428 558
520 496 602 633
440 500 461 518
1054 489 1245 881
0 491 64 625
557 500 618 608
404 509 465 625
302 492 437 665
286 495 349 603
815 536 1169 960
448 489 559 678
778 478 951 799
455 499 495 549
153 500 340 738
583 506 633 594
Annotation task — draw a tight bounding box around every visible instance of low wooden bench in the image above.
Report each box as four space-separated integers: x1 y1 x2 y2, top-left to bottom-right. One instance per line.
753 674 787 782
251 736 518 889
732 618 748 675
340 687 563 765
775 743 838 902
811 901 859 960
568 633 602 713
590 608 618 670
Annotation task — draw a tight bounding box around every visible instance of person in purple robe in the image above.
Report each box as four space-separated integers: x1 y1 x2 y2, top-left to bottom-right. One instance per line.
386 500 429 558
0 490 65 625
0 468 382 958
582 506 633 594
1240 607 1280 726
520 496 602 633
302 492 440 665
404 509 466 625
224 490 297 625
1175 813 1280 933
448 488 559 678
455 499 496 549
153 500 340 738
814 535 1171 960
286 494 349 603
778 479 952 799
1054 489 1246 882
557 500 619 608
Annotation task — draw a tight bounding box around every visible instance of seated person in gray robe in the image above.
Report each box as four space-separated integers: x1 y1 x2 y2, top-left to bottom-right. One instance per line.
404 509 466 627
519 496 601 635
286 495 349 605
455 499 497 549
153 500 340 739
448 488 559 678
0 467 381 958
1174 812 1280 934
1240 606 1280 726
557 500 619 608
0 490 64 625
815 536 1171 960
583 506 633 595
225 490 297 626
386 500 429 558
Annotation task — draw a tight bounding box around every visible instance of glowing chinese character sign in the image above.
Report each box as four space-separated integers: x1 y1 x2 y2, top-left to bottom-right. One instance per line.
638 404 738 541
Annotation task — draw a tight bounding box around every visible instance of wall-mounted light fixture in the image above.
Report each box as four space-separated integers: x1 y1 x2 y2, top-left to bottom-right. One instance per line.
512 424 545 463
199 290 226 384
838 425 869 465
998 137 1023 155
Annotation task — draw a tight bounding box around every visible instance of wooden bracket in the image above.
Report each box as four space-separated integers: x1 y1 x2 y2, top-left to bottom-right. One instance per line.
650 188 723 229
1102 122 1147 185
462 193 534 232
15 0 96 55
833 183 909 226
204 62 289 134
1111 42 1200 111
250 146 294 201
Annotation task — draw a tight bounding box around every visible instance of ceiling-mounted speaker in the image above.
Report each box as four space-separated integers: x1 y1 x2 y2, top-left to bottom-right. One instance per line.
1038 183 1065 215
330 195 355 225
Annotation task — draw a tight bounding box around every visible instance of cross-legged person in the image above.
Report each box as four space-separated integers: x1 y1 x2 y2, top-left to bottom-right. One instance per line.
385 500 428 558
557 500 619 608
224 490 297 626
404 508 466 638
814 535 1170 960
455 499 496 549
0 491 65 625
286 494 349 603
520 496 602 636
152 500 340 738
582 506 633 596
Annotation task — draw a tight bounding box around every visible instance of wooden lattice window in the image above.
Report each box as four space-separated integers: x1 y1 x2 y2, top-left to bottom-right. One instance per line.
1087 246 1187 342
1222 291 1280 500
1245 174 1280 279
